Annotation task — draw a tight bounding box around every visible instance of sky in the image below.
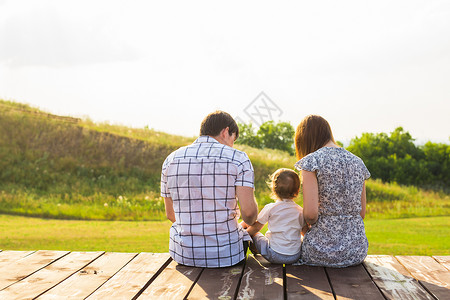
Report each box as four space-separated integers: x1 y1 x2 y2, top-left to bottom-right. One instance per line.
0 0 449 145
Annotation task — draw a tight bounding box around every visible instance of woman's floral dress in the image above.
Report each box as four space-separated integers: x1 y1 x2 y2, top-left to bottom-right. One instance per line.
295 147 370 267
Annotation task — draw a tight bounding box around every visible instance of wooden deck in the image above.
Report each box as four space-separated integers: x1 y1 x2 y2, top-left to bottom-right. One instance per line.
0 250 448 299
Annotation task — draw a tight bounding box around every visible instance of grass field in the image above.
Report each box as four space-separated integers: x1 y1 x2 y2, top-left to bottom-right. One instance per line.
1 214 448 255
0 214 170 253
1 100 449 255
365 216 449 255
2 99 448 222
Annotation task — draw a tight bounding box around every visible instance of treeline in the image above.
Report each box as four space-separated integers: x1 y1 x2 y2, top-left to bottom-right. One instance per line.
347 127 449 189
236 121 295 155
236 121 449 189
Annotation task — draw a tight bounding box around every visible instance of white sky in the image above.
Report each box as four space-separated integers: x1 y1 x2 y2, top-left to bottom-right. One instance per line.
0 0 449 145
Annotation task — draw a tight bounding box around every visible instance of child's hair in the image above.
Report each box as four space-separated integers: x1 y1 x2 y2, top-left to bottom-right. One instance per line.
269 168 300 200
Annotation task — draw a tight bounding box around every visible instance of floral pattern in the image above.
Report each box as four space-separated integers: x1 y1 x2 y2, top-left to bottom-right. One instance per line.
295 147 370 267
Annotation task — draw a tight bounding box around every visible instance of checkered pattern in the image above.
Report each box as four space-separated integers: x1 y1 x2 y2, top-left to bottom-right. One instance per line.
161 136 254 267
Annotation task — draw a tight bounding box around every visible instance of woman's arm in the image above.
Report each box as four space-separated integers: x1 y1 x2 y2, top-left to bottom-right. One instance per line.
360 182 367 219
301 170 319 225
164 197 176 223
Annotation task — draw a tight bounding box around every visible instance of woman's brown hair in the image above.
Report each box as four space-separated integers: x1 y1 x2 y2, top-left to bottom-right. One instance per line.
269 168 300 200
295 115 336 160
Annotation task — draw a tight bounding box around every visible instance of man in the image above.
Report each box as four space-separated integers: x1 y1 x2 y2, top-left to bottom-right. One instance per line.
161 111 258 268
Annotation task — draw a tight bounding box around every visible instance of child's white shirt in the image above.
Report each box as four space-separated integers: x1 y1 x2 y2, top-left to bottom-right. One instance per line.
257 199 304 255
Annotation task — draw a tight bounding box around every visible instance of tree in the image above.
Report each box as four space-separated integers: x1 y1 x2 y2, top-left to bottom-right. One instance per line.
421 142 450 186
236 121 295 155
348 127 419 161
347 127 449 188
236 122 261 148
257 121 295 155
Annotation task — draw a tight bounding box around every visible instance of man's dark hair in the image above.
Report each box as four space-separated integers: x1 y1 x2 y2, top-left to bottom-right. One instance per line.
200 111 239 139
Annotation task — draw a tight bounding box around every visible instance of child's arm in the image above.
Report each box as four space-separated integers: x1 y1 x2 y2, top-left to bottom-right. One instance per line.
301 224 310 236
246 221 265 237
240 221 249 229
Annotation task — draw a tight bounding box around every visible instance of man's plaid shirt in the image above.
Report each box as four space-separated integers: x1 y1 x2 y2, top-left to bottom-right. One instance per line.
161 136 254 267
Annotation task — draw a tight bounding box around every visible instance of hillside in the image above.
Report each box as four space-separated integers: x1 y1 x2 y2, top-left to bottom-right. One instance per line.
0 99 448 220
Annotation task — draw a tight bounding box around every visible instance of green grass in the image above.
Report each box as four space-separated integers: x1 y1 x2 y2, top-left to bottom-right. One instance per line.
365 180 450 219
1 99 449 221
0 191 166 221
365 216 450 255
0 214 448 255
0 214 171 253
0 99 449 255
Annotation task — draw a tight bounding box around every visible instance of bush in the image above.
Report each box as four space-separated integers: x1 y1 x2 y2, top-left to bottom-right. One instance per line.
347 127 449 189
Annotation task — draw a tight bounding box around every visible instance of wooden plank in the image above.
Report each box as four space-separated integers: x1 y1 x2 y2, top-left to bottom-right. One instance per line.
138 260 203 299
187 261 245 299
38 252 137 300
86 252 171 300
0 250 69 290
0 250 35 269
396 255 450 300
326 264 384 300
364 255 434 300
433 256 450 270
0 251 103 299
235 254 283 300
286 264 334 299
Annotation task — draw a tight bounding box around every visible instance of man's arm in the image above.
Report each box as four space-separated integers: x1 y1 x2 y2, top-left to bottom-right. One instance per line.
236 186 258 225
164 197 176 223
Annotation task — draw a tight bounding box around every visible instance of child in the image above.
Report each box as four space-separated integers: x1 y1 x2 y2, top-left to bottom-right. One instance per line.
241 168 305 264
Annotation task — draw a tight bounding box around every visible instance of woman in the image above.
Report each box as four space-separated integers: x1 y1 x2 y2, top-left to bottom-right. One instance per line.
294 115 370 267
